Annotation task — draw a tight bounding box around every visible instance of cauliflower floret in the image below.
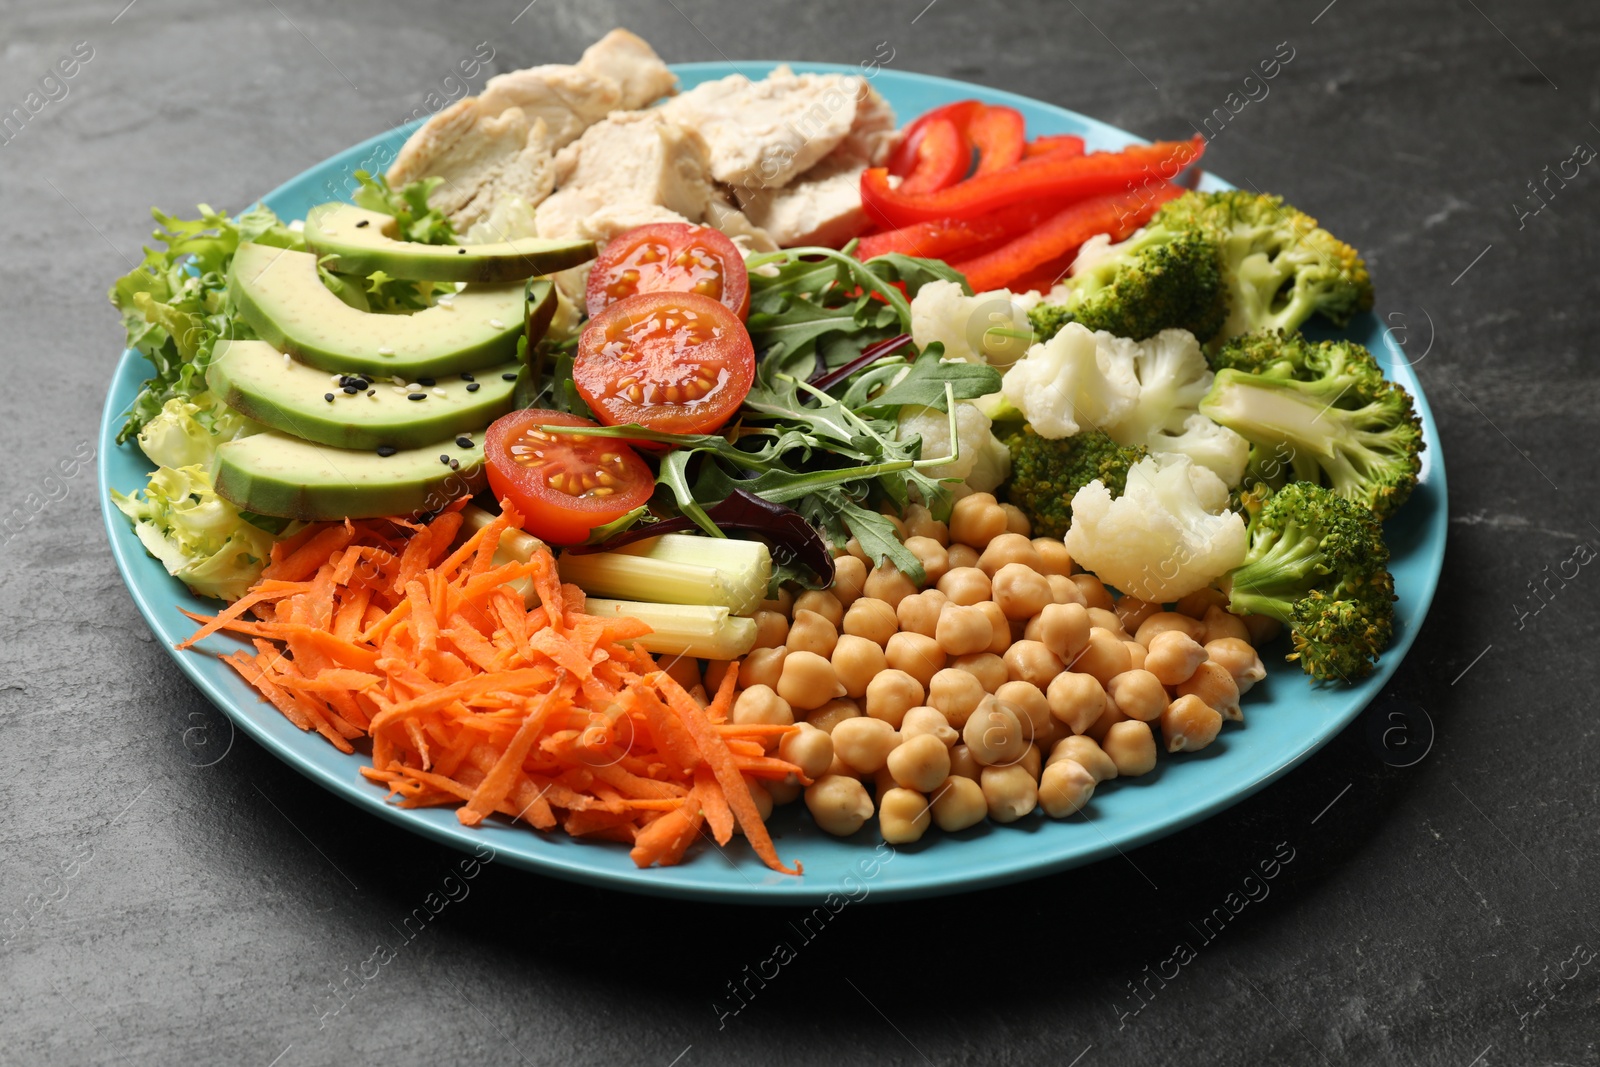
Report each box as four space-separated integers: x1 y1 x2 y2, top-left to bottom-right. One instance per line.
1106 328 1211 442
1150 413 1251 489
1063 454 1247 602
910 279 1035 368
897 399 993 482
963 430 1012 495
1069 231 1119 277
999 322 1138 440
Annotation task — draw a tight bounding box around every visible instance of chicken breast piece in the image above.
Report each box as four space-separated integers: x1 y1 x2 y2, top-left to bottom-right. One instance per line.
474 65 621 151
661 66 872 192
737 158 869 248
538 111 715 236
577 28 678 110
825 79 898 168
385 100 558 230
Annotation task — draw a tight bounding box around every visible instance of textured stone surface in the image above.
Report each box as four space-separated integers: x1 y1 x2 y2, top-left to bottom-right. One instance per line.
2 1 1597 1064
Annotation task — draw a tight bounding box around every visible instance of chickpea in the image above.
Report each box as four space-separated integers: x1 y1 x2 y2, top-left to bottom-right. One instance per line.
702 659 732 694
880 511 909 540
731 686 795 745
742 647 787 691
1031 537 1074 577
786 608 839 659
843 537 871 564
878 788 931 844
928 668 988 729
887 734 952 793
946 542 980 570
735 778 774 828
1031 716 1067 753
1124 640 1147 672
963 698 1028 766
1032 602 1091 664
1178 661 1243 722
1048 574 1088 606
831 716 902 774
864 668 924 728
1105 669 1168 722
903 536 951 586
1003 640 1065 688
994 680 1052 743
1070 573 1115 612
864 560 917 608
1175 587 1228 619
757 587 794 617
1115 596 1161 635
1084 698 1129 742
832 634 888 700
897 589 948 639
991 562 1054 619
981 764 1038 823
885 631 946 688
1047 670 1106 735
1102 720 1157 776
935 602 994 657
1074 627 1133 685
1243 614 1282 645
1144 629 1209 687
1201 604 1251 645
842 597 898 647
1048 734 1118 782
805 775 874 836
903 503 949 546
949 492 1008 549
948 743 981 781
872 766 898 798
777 650 846 710
1086 607 1128 638
1135 611 1207 647
937 566 991 606
1161 693 1223 753
950 652 1009 693
751 610 790 650
977 533 1044 577
806 697 862 734
829 556 868 608
794 589 845 629
827 752 861 779
1204 638 1267 695
1038 758 1097 818
900 706 958 747
663 655 701 692
993 504 1025 537
779 722 834 779
930 774 987 832
977 601 1013 656
766 773 803 806
1018 743 1043 782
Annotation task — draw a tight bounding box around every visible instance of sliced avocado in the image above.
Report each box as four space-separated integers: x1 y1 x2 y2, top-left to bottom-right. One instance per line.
215 430 486 521
230 242 525 378
303 203 595 283
207 339 520 450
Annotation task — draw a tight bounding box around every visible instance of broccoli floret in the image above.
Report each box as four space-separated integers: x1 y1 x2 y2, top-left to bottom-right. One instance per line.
1224 482 1396 682
1029 222 1227 345
1200 331 1423 520
999 426 1147 538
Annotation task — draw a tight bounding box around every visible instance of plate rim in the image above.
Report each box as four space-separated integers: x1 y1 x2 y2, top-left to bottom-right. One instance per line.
100 62 1448 904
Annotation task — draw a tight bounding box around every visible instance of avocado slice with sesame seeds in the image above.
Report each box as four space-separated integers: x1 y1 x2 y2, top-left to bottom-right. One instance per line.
206 340 520 451
229 242 527 379
303 203 595 283
214 429 486 521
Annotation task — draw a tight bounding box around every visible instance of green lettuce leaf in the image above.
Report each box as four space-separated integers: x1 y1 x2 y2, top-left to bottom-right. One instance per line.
111 464 281 602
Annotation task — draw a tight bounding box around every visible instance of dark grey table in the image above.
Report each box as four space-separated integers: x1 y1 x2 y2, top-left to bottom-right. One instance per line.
4 1 1596 1064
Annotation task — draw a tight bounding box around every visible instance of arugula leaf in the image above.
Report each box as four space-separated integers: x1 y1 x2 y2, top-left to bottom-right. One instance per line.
858 343 1002 413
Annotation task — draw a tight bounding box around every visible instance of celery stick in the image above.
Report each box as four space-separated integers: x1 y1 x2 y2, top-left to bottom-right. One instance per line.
582 598 758 660
557 535 770 616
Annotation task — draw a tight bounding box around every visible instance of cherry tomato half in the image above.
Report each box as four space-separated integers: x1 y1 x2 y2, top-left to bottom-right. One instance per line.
484 409 655 546
573 291 756 437
586 222 751 320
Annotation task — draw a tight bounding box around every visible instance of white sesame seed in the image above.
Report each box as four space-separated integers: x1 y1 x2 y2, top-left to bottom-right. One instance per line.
377 346 395 356
431 387 447 397
330 373 343 384
437 302 455 311
283 353 291 367
391 386 408 395
390 376 406 386
488 318 505 329
406 383 420 391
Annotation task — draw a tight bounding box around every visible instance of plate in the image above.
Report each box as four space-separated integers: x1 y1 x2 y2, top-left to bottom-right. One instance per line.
100 63 1447 903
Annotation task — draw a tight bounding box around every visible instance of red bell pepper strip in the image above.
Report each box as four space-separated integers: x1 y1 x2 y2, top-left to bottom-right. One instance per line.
861 135 1204 229
855 195 1087 261
950 182 1186 294
887 100 983 177
967 106 1026 175
897 117 970 196
1024 134 1086 159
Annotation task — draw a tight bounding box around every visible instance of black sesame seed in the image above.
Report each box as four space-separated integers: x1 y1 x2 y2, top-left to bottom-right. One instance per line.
460 372 475 382
324 392 335 403
418 377 436 386
355 219 370 228
366 389 376 397
342 385 359 394
457 248 467 254
449 459 461 471
501 372 517 381
408 392 427 401
376 445 397 457
455 436 474 449
439 454 451 465
466 382 481 392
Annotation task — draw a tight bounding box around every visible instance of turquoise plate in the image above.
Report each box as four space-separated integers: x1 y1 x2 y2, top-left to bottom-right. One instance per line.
101 63 1446 903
